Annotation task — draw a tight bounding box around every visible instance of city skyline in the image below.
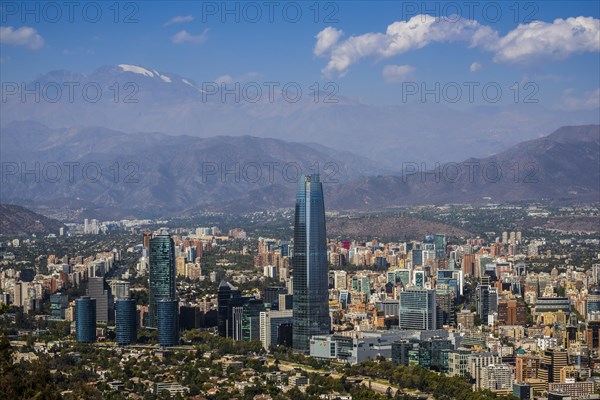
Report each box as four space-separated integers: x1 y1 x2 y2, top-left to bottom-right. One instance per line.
2 202 600 399
1 1 599 399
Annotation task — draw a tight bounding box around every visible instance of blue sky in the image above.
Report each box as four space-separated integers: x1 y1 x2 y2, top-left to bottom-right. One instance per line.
1 1 599 107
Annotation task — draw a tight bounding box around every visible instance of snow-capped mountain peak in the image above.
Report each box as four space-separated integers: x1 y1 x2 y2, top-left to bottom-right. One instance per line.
117 64 174 84
117 64 155 77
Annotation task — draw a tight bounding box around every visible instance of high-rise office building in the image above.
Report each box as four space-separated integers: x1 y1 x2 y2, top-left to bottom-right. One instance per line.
593 264 600 285
142 231 152 250
260 309 294 350
223 295 261 341
412 249 423 266
339 290 351 309
396 269 412 288
352 275 371 299
481 364 513 392
179 305 205 330
477 284 499 325
413 270 425 288
157 298 179 346
399 288 437 330
50 293 68 320
111 280 130 300
586 320 600 350
587 287 600 318
539 348 568 384
13 281 30 311
241 298 265 341
148 234 176 328
87 276 113 323
498 299 527 326
115 298 137 346
378 300 400 317
292 174 331 353
262 286 287 306
391 337 453 370
471 352 501 389
278 293 293 311
333 270 348 290
435 285 455 327
462 254 476 276
76 296 96 343
516 354 541 383
434 234 447 259
218 280 241 337
513 383 531 400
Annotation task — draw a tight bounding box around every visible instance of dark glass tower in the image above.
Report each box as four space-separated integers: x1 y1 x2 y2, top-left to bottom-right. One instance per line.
217 280 241 337
50 293 68 320
292 174 331 353
76 296 96 343
242 298 265 341
115 298 137 346
157 298 179 347
148 234 176 328
87 276 113 323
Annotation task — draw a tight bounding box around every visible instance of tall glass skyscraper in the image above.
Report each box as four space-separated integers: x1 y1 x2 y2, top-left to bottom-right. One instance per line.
292 174 331 353
398 288 437 330
50 293 68 320
148 234 176 328
241 298 265 341
157 298 179 346
217 280 241 337
76 296 96 343
115 298 137 346
87 276 113 323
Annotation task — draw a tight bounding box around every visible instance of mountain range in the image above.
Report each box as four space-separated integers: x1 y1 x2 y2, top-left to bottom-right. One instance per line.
0 120 598 219
322 124 600 210
2 64 599 167
0 204 65 236
0 120 387 217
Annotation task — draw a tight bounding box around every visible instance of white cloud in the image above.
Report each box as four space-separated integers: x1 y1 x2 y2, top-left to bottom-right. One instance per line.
382 65 415 82
0 26 44 49
562 88 600 110
317 15 600 76
470 62 482 72
320 15 493 76
314 27 343 56
492 17 600 63
164 15 194 26
172 29 208 44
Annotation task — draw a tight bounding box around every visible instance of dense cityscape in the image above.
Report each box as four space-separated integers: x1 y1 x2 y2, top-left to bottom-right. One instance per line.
2 1 600 400
1 174 599 399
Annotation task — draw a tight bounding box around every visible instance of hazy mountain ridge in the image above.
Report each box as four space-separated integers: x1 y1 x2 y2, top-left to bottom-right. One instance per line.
324 124 600 209
2 64 598 166
212 124 600 212
1 121 596 217
0 204 65 236
0 121 387 216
